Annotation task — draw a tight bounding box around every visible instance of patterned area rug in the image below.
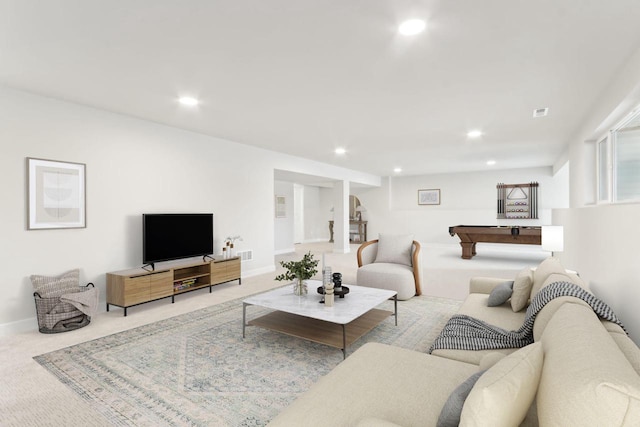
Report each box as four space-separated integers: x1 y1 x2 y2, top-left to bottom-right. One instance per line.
35 292 461 426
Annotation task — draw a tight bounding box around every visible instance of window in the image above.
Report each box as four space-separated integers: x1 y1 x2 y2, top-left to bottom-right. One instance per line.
597 136 610 202
597 108 640 203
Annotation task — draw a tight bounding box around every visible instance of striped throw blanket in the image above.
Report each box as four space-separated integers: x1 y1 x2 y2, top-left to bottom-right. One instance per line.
428 281 625 353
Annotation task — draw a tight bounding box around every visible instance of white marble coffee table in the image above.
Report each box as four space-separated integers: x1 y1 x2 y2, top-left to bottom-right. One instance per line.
242 281 397 358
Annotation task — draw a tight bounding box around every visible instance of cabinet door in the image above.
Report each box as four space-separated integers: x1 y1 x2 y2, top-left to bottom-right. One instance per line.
224 258 241 282
124 275 150 305
149 271 173 299
210 261 227 284
210 259 240 284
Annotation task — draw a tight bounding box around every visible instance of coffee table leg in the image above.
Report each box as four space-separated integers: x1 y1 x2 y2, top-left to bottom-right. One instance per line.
242 302 247 338
394 295 398 326
342 324 347 359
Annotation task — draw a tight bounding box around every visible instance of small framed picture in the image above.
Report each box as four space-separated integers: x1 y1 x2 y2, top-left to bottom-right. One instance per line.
275 195 286 218
27 158 86 229
418 189 440 205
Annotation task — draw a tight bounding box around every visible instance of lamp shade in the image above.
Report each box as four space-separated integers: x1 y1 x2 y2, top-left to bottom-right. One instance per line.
542 226 564 252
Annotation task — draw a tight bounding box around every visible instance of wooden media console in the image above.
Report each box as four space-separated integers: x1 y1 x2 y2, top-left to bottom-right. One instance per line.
106 257 240 316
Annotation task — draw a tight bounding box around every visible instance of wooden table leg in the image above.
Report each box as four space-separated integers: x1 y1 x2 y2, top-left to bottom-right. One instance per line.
460 242 475 259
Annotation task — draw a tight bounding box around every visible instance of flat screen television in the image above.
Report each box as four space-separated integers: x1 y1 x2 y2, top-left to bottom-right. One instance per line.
143 213 213 265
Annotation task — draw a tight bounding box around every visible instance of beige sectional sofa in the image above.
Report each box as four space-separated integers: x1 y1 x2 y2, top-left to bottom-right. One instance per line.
268 258 640 426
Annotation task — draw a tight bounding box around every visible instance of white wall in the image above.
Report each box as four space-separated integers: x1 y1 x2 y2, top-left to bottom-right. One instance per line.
302 185 329 242
555 44 640 344
554 205 640 344
274 180 294 254
0 86 278 330
0 86 379 332
353 166 569 244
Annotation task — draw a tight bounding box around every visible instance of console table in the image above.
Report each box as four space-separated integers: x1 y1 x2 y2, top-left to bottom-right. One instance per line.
329 220 368 243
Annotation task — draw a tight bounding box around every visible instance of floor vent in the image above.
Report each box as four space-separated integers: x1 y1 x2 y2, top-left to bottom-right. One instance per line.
237 250 253 262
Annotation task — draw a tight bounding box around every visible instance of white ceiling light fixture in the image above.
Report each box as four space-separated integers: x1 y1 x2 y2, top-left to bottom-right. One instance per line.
486 160 496 166
398 19 426 36
394 167 403 173
334 147 347 155
178 96 200 107
467 130 483 138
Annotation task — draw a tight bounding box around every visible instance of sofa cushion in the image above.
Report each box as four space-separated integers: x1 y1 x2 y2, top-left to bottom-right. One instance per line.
460 342 544 427
537 272 587 295
511 268 533 312
437 370 485 427
529 257 565 300
459 293 526 330
479 352 507 370
356 418 403 427
487 281 513 307
374 234 414 267
532 296 590 342
267 343 478 427
30 269 80 298
538 303 640 426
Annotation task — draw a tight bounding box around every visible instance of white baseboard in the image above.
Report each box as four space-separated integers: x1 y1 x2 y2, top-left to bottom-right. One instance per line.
241 265 276 277
302 238 330 243
274 247 295 255
0 317 37 336
332 247 351 254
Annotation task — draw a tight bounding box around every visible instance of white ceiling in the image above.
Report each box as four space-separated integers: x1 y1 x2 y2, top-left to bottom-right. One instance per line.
3 1 640 177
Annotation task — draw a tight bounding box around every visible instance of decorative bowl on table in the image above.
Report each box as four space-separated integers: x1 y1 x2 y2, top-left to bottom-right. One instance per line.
317 285 350 298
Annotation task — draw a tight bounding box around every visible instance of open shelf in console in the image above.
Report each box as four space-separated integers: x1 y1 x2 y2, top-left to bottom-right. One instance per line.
173 263 211 292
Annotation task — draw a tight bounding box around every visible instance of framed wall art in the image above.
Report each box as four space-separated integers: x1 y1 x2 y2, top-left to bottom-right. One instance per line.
27 158 86 229
275 195 286 218
418 188 440 205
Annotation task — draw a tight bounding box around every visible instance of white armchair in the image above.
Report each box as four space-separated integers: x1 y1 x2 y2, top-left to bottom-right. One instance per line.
356 234 422 300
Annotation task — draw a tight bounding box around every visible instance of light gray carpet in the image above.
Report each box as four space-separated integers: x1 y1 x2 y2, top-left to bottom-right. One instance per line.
35 291 461 426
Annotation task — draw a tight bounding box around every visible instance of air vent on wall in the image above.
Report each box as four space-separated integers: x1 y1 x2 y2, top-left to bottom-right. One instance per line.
533 107 549 118
236 250 253 262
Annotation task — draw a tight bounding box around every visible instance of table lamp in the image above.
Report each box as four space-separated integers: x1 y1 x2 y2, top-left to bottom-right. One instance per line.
542 226 564 256
355 205 366 221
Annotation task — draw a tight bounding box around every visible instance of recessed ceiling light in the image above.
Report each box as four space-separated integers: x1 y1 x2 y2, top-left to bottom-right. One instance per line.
398 19 426 36
486 160 496 166
334 147 347 155
394 167 403 173
178 96 199 107
467 130 483 138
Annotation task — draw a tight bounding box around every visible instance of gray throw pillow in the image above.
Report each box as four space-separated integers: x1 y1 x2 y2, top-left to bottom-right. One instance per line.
437 370 486 427
487 281 514 307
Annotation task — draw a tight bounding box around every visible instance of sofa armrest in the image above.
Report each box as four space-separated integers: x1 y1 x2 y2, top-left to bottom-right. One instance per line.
469 277 511 294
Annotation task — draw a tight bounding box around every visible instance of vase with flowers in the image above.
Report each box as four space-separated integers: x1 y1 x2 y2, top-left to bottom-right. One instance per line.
224 235 242 258
275 252 319 296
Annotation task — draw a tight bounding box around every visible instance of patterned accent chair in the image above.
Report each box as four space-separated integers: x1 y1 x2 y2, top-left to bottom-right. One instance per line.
356 234 422 300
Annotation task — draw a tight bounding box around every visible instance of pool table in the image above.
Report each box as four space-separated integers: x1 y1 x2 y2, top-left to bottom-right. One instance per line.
449 225 542 259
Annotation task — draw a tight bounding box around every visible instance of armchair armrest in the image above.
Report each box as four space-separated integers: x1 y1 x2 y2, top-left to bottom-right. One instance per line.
469 277 511 294
357 240 378 267
412 240 422 296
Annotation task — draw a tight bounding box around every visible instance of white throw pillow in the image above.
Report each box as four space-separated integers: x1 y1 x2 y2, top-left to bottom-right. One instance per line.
374 234 414 267
530 257 566 301
510 268 533 312
460 342 544 427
